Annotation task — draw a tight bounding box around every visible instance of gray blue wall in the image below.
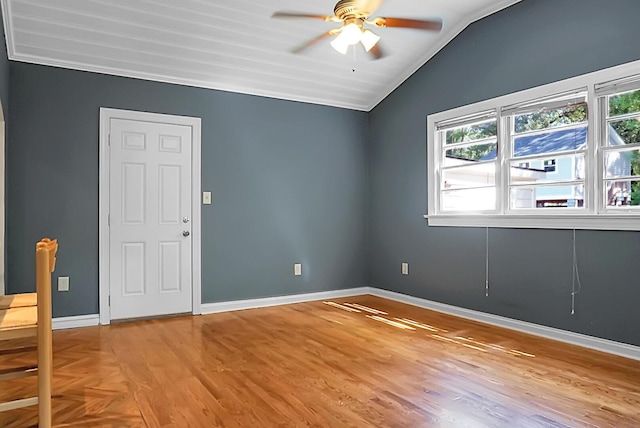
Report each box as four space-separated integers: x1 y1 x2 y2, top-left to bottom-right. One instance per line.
369 0 640 346
6 64 369 317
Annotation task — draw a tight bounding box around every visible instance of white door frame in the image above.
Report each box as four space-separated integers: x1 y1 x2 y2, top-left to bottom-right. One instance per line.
99 108 202 325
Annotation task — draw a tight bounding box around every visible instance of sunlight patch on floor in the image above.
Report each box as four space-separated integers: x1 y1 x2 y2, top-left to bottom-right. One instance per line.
344 303 388 315
322 301 537 358
396 318 446 332
367 315 416 330
322 301 360 313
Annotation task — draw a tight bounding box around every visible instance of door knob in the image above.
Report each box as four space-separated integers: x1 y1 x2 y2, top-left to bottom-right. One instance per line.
183 217 190 223
183 231 190 237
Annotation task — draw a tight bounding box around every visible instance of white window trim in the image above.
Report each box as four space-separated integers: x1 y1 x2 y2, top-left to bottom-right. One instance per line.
427 59 640 230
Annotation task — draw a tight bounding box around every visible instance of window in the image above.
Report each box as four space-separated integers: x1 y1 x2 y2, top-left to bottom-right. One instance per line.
543 159 557 173
503 90 587 211
437 112 497 212
427 60 640 230
596 82 640 210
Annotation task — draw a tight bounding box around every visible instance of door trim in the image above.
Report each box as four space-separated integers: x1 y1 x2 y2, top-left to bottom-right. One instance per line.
99 108 202 325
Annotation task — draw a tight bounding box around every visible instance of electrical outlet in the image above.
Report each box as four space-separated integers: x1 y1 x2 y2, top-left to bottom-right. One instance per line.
58 276 70 291
401 263 409 275
294 263 302 276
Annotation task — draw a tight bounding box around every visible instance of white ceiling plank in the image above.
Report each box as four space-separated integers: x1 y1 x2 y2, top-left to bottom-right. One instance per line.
12 18 390 94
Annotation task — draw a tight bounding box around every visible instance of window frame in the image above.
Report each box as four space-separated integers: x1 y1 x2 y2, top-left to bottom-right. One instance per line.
426 60 640 230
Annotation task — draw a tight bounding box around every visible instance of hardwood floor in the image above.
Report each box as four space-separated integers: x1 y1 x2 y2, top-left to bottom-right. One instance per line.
1 295 640 427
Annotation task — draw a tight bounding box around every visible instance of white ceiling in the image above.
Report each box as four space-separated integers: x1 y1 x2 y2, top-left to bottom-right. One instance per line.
1 0 521 111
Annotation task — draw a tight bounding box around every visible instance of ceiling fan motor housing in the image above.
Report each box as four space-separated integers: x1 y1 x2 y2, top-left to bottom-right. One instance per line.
334 0 368 20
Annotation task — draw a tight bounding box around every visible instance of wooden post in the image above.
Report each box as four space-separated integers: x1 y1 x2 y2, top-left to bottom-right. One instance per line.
36 241 52 428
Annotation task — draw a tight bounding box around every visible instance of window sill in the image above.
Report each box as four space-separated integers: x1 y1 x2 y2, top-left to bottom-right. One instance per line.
424 214 640 231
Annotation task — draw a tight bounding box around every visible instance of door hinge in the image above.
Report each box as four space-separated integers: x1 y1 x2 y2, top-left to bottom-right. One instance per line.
108 295 111 306
108 134 111 146
108 214 110 227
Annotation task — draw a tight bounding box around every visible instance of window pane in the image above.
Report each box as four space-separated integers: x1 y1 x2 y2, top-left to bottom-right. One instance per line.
510 185 584 209
604 149 640 178
510 154 584 184
609 89 640 117
514 103 587 134
608 119 640 146
445 142 496 162
442 188 495 211
442 163 496 190
445 120 496 145
512 126 587 158
606 180 640 207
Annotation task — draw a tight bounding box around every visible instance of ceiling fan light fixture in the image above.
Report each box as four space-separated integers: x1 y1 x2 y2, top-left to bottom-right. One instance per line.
330 36 350 55
360 29 380 52
330 23 362 54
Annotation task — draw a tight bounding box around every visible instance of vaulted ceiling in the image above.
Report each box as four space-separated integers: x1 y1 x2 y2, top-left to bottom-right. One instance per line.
1 0 521 111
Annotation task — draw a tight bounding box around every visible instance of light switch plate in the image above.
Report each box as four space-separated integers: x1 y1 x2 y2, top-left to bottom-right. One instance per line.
203 191 212 205
294 263 302 276
58 276 70 291
401 263 409 275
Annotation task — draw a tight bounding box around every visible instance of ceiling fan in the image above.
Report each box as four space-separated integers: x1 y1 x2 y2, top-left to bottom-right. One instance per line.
272 0 443 59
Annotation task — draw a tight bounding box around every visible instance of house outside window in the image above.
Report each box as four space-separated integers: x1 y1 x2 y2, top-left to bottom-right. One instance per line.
427 60 640 230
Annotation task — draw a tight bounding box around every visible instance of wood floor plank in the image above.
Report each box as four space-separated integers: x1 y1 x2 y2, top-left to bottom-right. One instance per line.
1 295 640 427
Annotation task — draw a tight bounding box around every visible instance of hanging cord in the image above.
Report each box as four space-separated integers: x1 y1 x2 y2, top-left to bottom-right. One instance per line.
485 227 489 297
571 228 583 315
351 45 357 73
569 114 585 315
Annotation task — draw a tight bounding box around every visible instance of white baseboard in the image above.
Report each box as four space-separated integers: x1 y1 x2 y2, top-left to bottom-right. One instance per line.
52 314 100 330
369 287 640 361
201 287 370 315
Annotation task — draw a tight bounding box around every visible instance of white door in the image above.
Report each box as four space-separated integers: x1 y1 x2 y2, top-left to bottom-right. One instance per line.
108 118 193 320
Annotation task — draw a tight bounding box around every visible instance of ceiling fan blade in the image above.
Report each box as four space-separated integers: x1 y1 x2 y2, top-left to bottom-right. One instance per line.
368 42 384 60
371 17 443 31
272 11 337 22
354 0 385 16
291 31 336 54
